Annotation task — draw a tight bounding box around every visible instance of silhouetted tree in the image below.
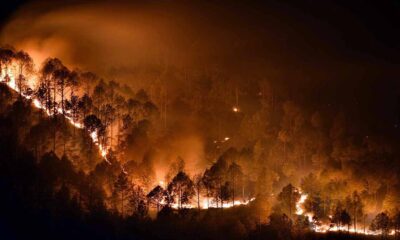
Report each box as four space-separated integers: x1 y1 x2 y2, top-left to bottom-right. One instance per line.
0 46 15 80
227 162 243 205
54 66 70 115
341 210 352 232
393 211 400 239
128 184 147 218
193 174 203 209
15 50 33 96
114 171 130 216
370 212 391 237
167 171 195 209
83 114 103 149
278 184 300 219
147 185 165 212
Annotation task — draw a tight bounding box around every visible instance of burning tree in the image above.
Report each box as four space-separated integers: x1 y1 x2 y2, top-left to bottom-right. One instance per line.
113 171 131 216
0 46 15 80
193 174 203 209
370 212 391 237
14 50 33 96
227 161 243 205
128 184 148 218
202 157 228 208
277 184 301 219
167 171 195 209
147 185 166 212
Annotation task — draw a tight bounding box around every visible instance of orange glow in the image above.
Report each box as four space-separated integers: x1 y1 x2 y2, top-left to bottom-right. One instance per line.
295 191 393 236
1 60 110 164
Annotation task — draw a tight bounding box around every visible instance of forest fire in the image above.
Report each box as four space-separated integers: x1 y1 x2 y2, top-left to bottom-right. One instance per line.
0 1 399 239
0 56 251 211
1 43 399 239
294 191 397 236
1 60 110 163
295 193 308 215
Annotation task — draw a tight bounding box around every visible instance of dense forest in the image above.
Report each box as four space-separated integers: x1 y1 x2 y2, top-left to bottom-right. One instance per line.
0 42 399 240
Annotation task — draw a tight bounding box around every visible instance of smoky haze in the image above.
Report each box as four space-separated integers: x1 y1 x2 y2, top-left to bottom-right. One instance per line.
2 1 400 234
2 1 399 122
1 0 400 186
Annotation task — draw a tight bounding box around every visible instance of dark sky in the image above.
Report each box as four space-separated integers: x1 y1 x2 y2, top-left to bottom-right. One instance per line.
0 1 26 26
1 0 399 61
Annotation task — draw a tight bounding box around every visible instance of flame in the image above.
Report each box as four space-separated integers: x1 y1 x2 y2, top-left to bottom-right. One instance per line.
295 190 396 236
1 61 111 164
162 197 255 210
295 193 307 215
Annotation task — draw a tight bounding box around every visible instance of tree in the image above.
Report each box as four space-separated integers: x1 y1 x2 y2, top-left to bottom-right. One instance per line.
65 95 80 127
202 168 213 208
167 171 195 209
193 174 203 209
370 212 391 237
83 114 103 149
67 70 79 97
92 81 106 117
147 185 165 212
83 114 103 133
101 104 116 149
35 82 48 114
40 58 63 114
202 158 228 208
220 181 233 206
15 50 33 96
331 204 343 229
227 162 243 205
114 171 130 216
392 211 400 239
294 215 311 232
78 94 93 120
304 194 323 219
128 184 147 218
80 71 97 96
347 191 363 232
278 184 301 219
341 210 352 232
54 66 70 115
0 47 15 80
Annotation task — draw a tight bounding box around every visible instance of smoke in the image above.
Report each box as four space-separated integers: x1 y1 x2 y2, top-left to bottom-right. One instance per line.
1 1 176 80
2 0 400 196
0 0 353 85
